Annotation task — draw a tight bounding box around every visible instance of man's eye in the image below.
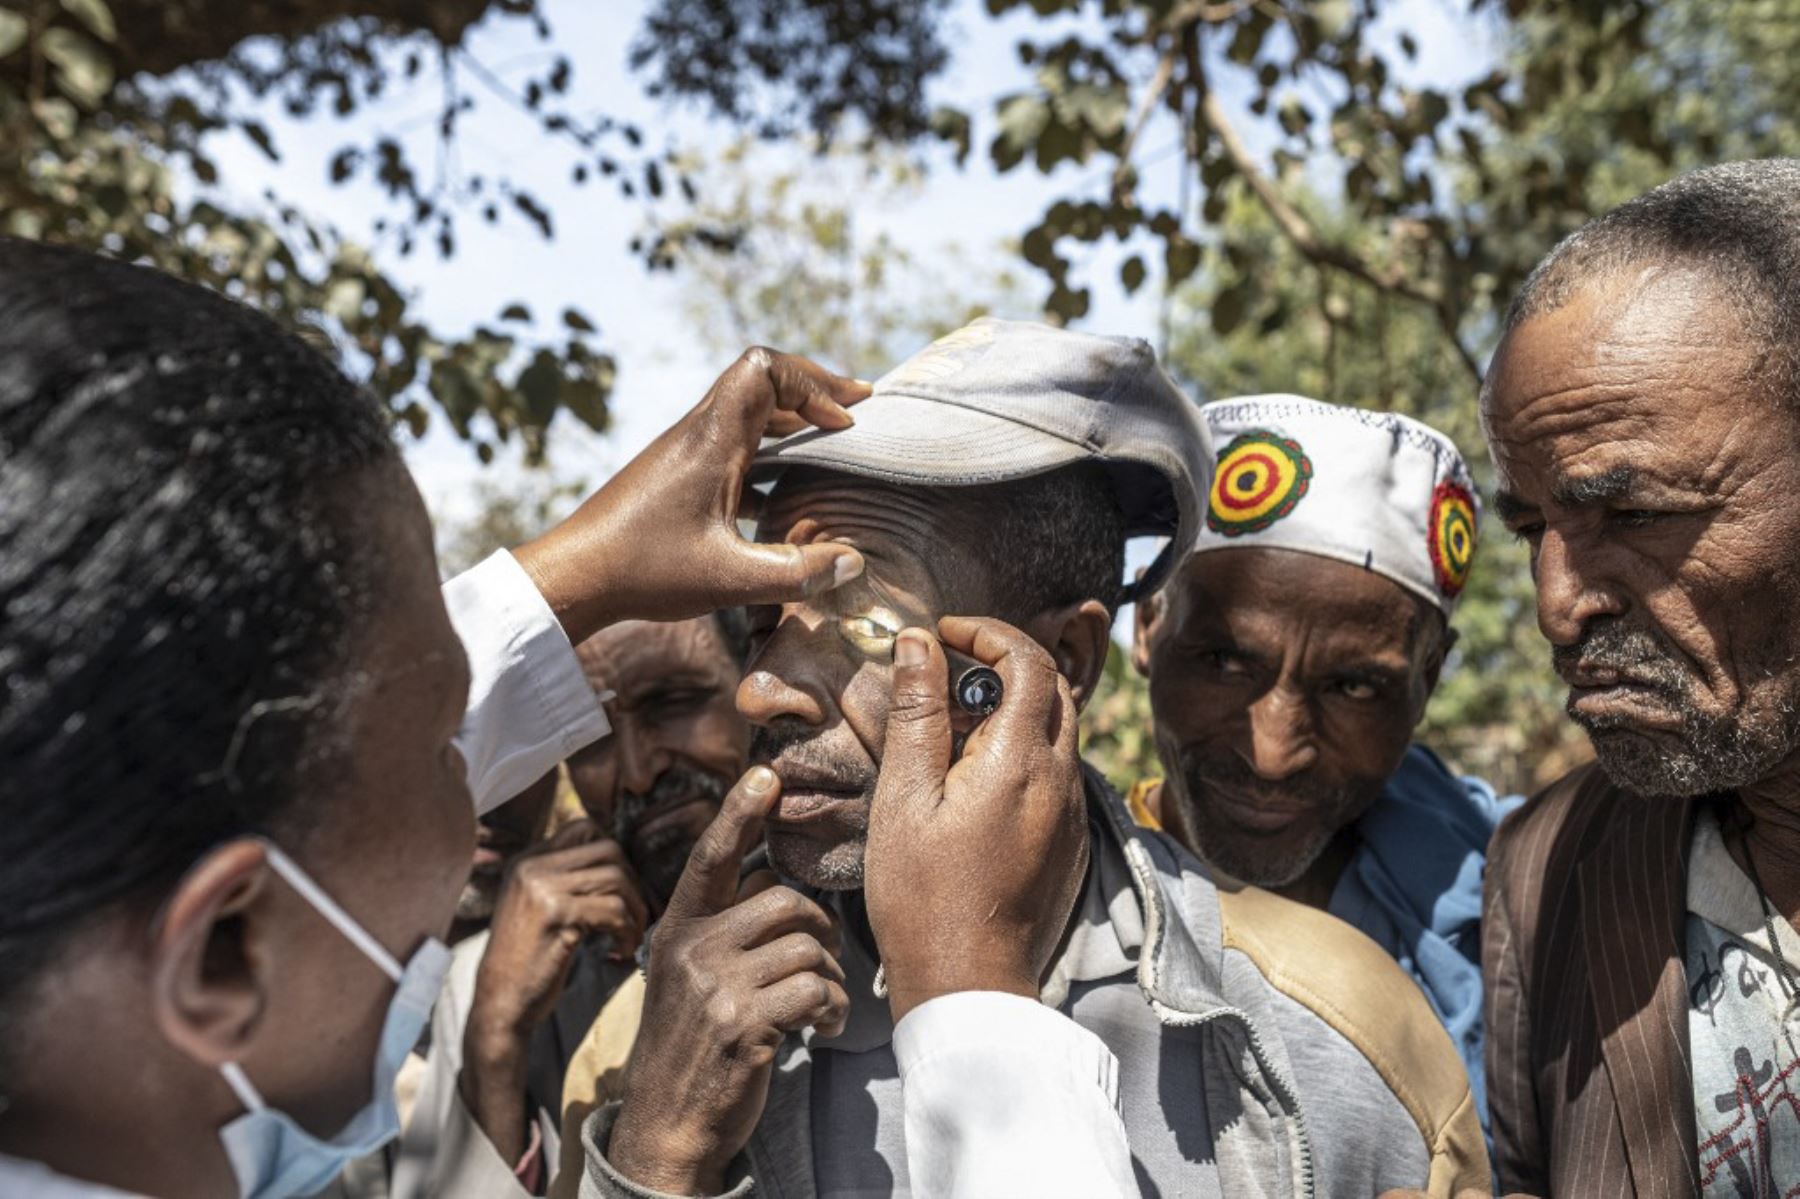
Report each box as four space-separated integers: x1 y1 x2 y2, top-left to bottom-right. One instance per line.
1199 650 1251 677
839 616 899 659
1333 679 1380 702
1610 509 1663 528
1506 520 1545 542
646 690 711 716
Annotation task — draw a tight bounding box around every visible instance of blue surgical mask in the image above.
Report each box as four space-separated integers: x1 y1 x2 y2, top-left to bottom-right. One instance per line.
215 842 453 1199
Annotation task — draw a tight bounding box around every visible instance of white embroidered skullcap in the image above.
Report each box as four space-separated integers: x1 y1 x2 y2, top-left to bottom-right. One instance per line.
1192 394 1480 614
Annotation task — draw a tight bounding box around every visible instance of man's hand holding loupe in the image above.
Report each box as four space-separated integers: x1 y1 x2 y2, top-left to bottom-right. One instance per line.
863 617 1090 1022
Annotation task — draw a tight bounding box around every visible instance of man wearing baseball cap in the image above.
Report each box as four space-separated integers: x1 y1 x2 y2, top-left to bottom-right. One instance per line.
1133 394 1521 1133
571 321 1489 1197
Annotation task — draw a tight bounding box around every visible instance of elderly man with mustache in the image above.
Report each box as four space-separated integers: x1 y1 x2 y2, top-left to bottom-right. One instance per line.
1482 158 1800 1195
391 614 751 1197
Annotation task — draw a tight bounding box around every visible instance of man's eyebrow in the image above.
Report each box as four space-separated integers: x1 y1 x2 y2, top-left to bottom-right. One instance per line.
1491 489 1536 521
1333 657 1408 683
1552 466 1637 507
618 671 723 701
1493 467 1640 518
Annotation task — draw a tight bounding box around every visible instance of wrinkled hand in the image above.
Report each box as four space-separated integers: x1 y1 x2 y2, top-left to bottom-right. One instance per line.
863 618 1090 1023
461 820 648 1166
608 767 849 1195
472 818 648 1032
513 349 870 644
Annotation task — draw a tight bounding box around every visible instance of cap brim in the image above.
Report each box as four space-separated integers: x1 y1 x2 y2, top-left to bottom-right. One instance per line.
749 393 1090 488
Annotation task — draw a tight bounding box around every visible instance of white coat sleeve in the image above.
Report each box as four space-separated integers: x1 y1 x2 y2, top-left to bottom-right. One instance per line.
443 550 611 815
892 991 1135 1198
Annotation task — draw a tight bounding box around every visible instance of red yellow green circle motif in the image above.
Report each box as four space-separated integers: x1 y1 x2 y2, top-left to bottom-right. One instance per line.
1429 481 1477 598
1206 429 1314 537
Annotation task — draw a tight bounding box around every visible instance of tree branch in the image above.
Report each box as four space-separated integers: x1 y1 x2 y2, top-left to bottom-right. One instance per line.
1162 0 1254 27
1112 46 1177 200
1178 25 1483 385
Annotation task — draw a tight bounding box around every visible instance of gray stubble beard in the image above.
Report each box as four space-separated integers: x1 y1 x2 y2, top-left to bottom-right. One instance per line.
1566 622 1800 797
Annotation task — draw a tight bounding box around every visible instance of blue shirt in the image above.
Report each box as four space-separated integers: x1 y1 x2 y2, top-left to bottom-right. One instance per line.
1327 745 1521 1133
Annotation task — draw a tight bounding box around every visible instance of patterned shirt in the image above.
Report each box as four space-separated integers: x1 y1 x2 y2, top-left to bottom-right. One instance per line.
1685 806 1800 1195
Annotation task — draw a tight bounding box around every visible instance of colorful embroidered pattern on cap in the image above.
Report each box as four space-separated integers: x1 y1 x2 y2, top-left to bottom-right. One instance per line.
1428 481 1477 598
1206 429 1314 537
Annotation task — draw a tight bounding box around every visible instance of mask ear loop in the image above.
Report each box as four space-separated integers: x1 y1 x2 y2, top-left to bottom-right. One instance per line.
220 1061 267 1113
255 839 405 984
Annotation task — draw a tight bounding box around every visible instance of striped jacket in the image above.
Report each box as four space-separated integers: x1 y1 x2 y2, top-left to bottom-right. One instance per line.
1483 762 1701 1196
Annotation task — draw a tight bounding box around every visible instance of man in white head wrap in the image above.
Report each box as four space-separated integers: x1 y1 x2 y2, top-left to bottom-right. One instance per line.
1132 394 1519 1136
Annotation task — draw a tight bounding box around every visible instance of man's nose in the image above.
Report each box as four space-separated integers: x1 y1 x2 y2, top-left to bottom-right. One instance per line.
1534 527 1626 647
1240 687 1319 781
617 731 669 799
736 657 831 729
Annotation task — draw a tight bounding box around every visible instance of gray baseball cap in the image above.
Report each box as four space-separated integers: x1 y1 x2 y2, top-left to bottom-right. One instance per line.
749 317 1211 599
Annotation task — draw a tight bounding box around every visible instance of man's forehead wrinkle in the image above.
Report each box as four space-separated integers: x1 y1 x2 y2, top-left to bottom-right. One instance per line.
1491 267 1742 432
1189 573 1419 655
759 479 965 600
1489 380 1668 446
578 618 730 693
761 478 952 541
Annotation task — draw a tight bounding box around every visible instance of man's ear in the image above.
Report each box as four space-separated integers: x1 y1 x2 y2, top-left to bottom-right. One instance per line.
1131 574 1162 679
1029 599 1113 714
1414 616 1457 719
148 839 277 1070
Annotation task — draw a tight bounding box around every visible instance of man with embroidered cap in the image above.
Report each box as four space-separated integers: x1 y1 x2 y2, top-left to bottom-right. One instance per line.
1132 394 1521 1134
569 319 1490 1198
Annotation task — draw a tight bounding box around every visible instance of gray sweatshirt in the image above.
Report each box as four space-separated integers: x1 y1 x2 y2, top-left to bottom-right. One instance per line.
573 769 1489 1198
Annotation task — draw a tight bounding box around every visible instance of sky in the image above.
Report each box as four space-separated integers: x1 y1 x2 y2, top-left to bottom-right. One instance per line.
200 0 1499 609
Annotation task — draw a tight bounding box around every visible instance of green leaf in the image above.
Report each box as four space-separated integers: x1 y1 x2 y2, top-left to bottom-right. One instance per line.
929 105 973 167
512 191 553 239
0 10 28 59
1277 95 1312 137
500 302 532 322
561 363 614 433
991 93 1050 172
1119 254 1147 295
1165 236 1201 286
240 120 279 163
431 361 483 438
41 26 112 107
1045 283 1090 321
1211 279 1250 336
32 96 78 138
1226 15 1270 65
59 0 114 43
517 350 562 426
323 277 365 321
1312 0 1353 40
561 306 597 333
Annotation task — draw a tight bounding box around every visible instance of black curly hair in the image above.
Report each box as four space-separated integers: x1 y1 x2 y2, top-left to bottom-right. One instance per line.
0 239 399 1052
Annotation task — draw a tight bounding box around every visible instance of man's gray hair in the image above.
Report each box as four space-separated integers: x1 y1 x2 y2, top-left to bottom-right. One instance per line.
1501 158 1800 406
